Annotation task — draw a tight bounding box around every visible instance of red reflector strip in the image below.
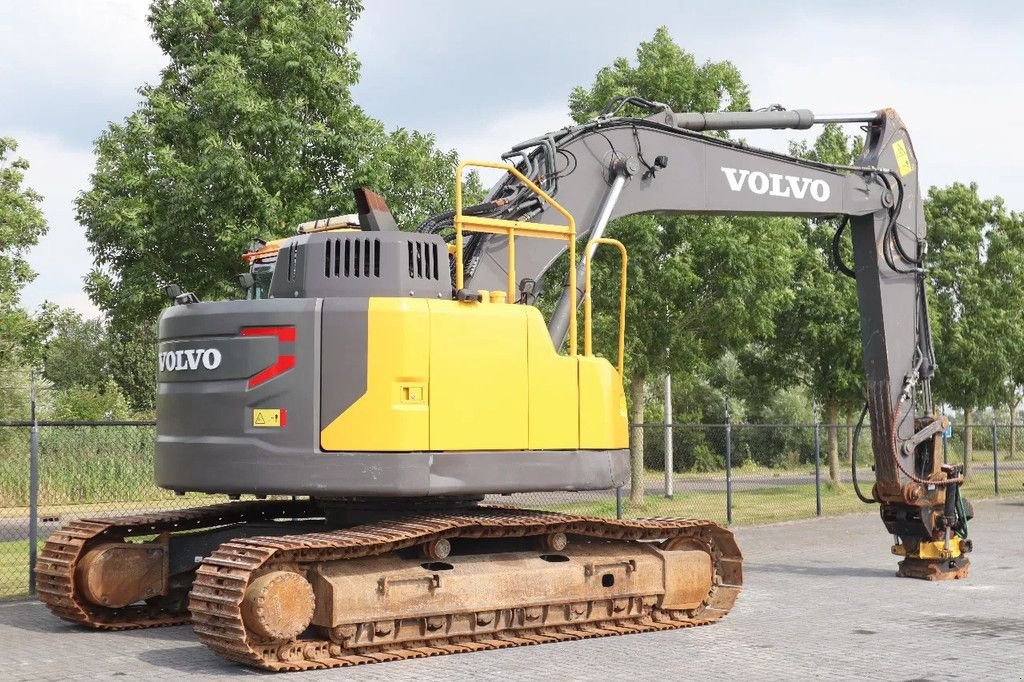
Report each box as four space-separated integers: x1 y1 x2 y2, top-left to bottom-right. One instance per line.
241 326 297 389
279 409 287 427
248 355 295 389
240 326 296 342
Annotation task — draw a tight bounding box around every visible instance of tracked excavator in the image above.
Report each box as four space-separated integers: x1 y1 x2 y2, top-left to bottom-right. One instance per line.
37 99 972 671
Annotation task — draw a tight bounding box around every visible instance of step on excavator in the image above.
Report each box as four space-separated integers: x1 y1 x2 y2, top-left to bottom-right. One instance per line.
37 99 971 671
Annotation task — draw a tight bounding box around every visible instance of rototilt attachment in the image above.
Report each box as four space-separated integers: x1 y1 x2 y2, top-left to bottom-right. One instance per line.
885 460 973 581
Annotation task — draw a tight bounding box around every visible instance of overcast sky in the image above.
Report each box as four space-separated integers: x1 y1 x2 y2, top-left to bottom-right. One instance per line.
3 0 1022 318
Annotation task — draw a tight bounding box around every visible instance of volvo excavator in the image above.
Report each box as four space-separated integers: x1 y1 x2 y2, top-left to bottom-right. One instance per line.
36 99 972 671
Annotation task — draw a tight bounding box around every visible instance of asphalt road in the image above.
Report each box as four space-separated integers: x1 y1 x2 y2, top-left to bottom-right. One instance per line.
2 497 1021 681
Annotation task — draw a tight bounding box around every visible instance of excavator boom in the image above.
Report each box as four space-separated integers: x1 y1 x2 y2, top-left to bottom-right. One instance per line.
431 103 968 578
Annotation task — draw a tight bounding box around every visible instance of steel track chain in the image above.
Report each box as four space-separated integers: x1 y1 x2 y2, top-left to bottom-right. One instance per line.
187 507 743 671
35 499 322 629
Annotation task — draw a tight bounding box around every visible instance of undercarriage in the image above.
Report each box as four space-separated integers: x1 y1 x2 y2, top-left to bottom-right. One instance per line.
37 499 742 671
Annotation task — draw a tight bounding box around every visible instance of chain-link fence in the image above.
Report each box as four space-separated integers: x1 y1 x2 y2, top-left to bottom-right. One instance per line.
610 421 1022 524
0 418 1019 600
503 422 878 524
0 420 203 600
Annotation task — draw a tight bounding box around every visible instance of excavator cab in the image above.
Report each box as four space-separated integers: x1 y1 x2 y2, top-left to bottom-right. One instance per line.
242 238 283 300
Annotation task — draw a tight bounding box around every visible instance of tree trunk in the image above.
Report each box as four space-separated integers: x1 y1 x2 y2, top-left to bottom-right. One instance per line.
1009 403 1017 460
628 370 647 505
845 407 855 465
963 409 973 478
825 400 841 486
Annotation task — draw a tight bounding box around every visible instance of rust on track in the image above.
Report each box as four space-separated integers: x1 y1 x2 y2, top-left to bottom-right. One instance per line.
188 507 742 671
36 501 742 671
35 500 320 630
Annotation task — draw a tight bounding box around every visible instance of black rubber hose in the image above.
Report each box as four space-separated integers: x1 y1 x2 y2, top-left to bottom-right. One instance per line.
885 174 918 266
831 217 856 278
850 402 876 503
416 201 504 234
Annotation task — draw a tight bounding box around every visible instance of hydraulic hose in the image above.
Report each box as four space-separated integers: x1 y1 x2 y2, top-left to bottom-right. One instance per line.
831 217 856 278
850 402 875 504
954 485 969 538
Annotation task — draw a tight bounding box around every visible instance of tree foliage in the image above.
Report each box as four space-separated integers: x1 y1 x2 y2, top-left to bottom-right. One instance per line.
50 379 132 422
978 204 1024 406
926 183 1013 412
926 183 1021 471
106 322 159 414
743 127 865 401
0 137 48 363
572 28 798 389
40 307 112 391
78 0 468 331
569 27 749 118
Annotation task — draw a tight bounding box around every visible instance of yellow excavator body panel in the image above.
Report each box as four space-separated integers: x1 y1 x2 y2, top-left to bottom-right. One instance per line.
319 298 431 452
427 298 530 450
578 355 629 449
319 297 623 452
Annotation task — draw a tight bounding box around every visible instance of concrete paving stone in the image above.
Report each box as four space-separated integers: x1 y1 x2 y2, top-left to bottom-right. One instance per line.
2 498 1021 681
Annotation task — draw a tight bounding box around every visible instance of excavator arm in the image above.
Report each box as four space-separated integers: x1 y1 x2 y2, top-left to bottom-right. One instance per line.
421 103 970 579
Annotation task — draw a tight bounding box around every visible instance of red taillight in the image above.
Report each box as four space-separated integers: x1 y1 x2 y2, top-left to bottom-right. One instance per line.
241 326 296 388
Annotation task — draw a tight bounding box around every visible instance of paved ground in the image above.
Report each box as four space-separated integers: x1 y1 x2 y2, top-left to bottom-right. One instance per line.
3 498 1022 681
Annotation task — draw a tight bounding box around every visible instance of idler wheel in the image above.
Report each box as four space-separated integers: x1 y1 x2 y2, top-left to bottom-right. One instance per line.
539 532 568 552
421 538 451 560
241 571 315 642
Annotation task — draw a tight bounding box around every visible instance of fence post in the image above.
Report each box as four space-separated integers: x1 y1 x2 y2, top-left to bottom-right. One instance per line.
28 371 39 595
615 486 623 520
813 418 822 517
724 402 733 526
664 374 673 499
992 420 999 496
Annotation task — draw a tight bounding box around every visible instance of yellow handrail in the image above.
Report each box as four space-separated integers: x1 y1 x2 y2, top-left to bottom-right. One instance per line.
455 160 578 355
584 238 628 376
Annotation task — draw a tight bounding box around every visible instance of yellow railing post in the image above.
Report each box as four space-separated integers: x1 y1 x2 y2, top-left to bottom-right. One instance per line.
584 238 628 376
507 230 516 305
454 163 465 291
455 160 578 355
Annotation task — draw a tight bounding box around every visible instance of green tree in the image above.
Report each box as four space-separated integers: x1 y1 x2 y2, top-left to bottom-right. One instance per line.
570 28 798 503
40 308 112 391
106 323 158 415
50 379 132 422
0 137 48 365
926 183 1014 476
78 0 468 343
982 207 1024 459
4 304 145 421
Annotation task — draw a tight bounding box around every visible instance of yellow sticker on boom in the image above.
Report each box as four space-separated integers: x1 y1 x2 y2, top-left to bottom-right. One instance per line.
892 139 913 177
253 408 283 427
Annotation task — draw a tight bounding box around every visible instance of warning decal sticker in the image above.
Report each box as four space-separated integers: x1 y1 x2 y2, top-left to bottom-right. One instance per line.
253 408 286 427
892 139 913 177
